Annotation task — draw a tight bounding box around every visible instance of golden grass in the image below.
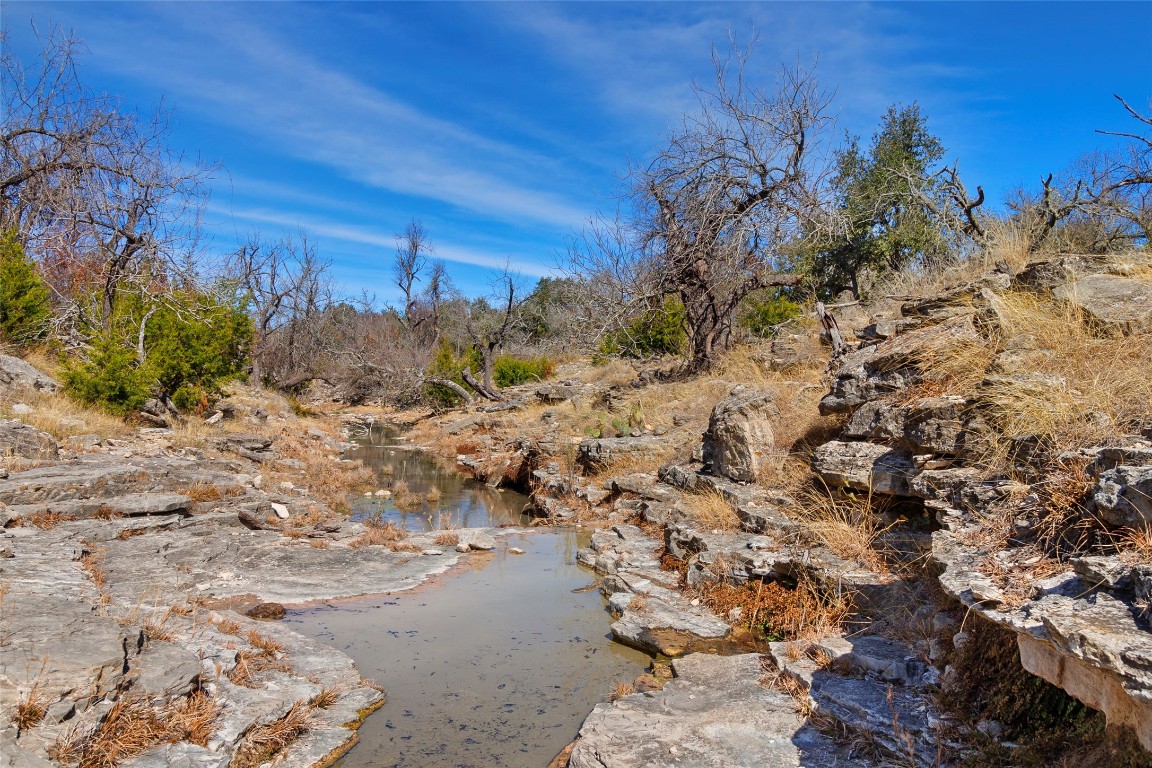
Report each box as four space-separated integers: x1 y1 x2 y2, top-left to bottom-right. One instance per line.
790 486 894 574
610 681 636 701
80 544 108 588
976 291 1152 458
230 701 313 768
0 386 129 442
1118 525 1152 565
681 489 742 532
308 686 340 710
19 509 78 529
433 531 460 546
48 690 219 768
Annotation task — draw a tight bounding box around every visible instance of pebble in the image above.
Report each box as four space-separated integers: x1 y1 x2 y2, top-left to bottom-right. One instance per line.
509 547 525 555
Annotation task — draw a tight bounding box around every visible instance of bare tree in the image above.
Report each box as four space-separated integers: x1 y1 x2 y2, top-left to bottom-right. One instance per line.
570 48 832 373
1 27 213 325
230 231 332 387
916 95 1151 256
457 267 529 400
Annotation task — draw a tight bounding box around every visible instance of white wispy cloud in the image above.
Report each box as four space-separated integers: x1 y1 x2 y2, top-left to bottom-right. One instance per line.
212 203 555 279
45 3 592 230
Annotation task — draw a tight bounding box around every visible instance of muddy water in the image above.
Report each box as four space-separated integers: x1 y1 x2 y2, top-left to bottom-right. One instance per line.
287 424 650 768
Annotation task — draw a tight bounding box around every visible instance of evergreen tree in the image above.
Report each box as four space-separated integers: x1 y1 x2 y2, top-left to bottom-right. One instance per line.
807 104 947 298
0 231 51 346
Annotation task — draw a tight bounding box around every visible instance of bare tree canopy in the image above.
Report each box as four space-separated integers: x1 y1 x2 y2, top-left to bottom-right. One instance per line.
570 46 833 373
1 27 213 324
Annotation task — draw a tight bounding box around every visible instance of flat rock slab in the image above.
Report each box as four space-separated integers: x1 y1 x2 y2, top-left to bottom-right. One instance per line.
569 653 867 768
811 440 916 496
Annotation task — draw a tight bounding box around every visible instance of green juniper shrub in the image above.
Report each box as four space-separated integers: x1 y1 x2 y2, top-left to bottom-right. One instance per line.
596 296 687 361
738 290 802 338
425 339 482 406
492 355 554 387
63 288 252 415
0 230 52 346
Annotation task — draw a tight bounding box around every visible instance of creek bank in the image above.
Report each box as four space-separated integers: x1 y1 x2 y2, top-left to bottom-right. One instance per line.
411 251 1152 766
0 381 529 768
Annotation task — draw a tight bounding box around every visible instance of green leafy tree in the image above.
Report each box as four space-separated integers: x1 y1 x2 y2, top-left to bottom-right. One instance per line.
807 103 947 298
0 230 51 345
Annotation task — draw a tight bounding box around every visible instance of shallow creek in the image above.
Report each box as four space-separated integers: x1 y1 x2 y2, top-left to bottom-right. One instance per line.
287 425 651 767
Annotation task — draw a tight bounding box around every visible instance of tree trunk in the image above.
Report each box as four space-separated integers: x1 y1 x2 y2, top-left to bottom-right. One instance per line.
462 366 502 401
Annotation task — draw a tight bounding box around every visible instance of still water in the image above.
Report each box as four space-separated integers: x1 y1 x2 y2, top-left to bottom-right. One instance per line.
287 424 649 768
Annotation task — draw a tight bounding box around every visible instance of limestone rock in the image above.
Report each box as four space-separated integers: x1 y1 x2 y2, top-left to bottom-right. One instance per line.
701 385 778 483
841 396 968 455
0 354 59 394
811 440 916 496
577 436 665 470
0 419 59 460
820 315 982 415
456 529 496 551
1093 464 1152 527
568 653 864 768
1053 273 1152 333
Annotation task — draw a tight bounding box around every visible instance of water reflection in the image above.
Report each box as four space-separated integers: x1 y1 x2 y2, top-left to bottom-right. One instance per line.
289 530 651 768
346 422 527 531
290 421 649 767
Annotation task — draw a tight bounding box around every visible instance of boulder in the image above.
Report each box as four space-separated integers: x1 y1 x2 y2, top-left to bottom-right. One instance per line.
0 354 59 394
701 385 778 483
0 419 59 460
1093 465 1152 527
811 440 916 496
1052 274 1152 334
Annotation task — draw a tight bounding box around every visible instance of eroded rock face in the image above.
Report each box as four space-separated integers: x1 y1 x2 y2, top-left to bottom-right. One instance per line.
0 354 59 394
819 315 983 415
0 419 59 460
577 436 665 470
701 385 778 483
841 397 968 456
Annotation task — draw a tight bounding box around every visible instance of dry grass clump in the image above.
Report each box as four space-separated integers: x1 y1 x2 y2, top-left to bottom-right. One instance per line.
185 484 225 502
758 657 814 716
230 701 313 768
349 520 408 549
80 544 108 588
693 576 850 643
308 686 340 709
609 681 636 701
1118 525 1152 565
681 489 742 532
0 385 130 441
976 290 1152 460
12 678 47 732
791 486 895 573
48 690 219 768
433 531 460 546
20 509 78 529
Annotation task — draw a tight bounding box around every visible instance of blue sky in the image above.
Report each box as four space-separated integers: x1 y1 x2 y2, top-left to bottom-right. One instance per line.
4 1 1150 302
